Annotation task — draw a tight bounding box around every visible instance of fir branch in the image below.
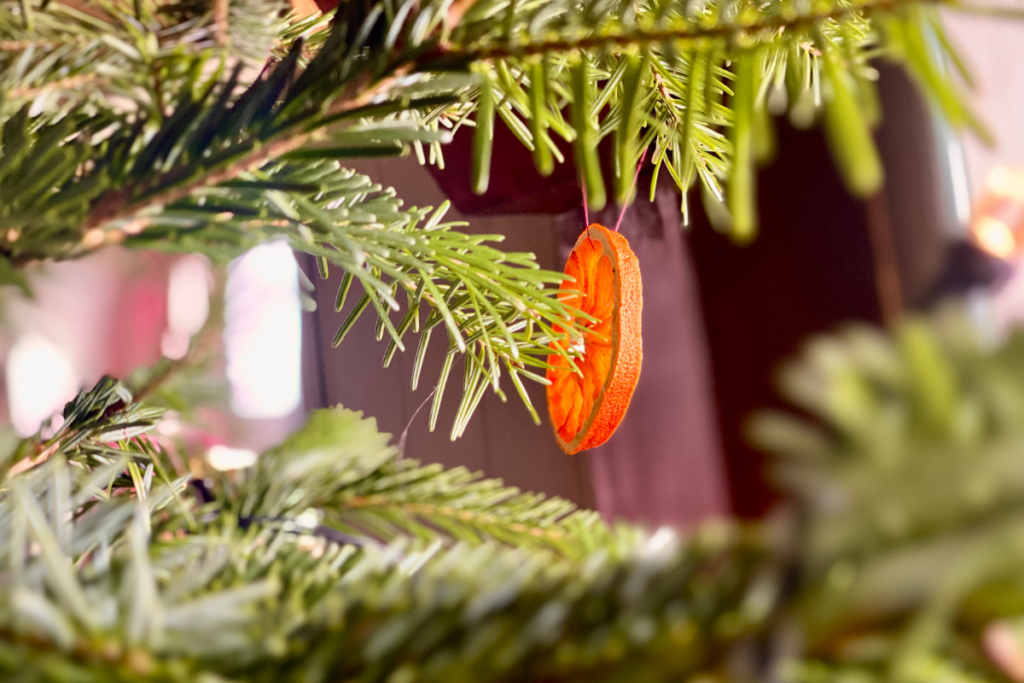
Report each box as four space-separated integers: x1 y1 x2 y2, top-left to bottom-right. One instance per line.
1 0 984 244
10 318 1024 683
4 377 165 479
126 162 585 432
0 37 63 48
80 71 408 232
0 0 992 430
744 307 1024 679
432 0 930 63
751 307 1024 569
432 0 986 220
229 407 611 556
5 73 109 99
0 382 770 683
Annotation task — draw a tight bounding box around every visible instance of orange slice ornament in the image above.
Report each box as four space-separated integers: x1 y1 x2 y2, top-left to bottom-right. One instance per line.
546 224 643 454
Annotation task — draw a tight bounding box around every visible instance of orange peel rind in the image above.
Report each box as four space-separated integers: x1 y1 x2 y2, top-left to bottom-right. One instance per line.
546 224 643 454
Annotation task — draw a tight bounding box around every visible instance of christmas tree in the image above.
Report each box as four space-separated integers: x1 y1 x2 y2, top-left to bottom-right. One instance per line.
0 0 1020 681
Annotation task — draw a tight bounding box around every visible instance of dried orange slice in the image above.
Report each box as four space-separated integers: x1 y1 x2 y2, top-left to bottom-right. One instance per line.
546 224 643 454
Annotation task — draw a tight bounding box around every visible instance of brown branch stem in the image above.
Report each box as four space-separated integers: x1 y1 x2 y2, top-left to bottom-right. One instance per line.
82 70 408 233
6 74 109 99
74 0 955 239
342 494 569 542
131 268 227 403
212 0 230 47
430 0 937 63
0 39 67 50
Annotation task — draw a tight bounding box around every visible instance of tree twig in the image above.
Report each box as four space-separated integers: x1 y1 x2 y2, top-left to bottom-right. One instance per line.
82 70 409 233
427 0 935 63
7 74 110 100
212 0 230 47
131 266 227 402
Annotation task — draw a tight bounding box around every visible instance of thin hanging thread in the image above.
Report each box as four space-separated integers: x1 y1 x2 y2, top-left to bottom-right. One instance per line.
581 179 590 227
581 176 598 247
581 144 648 240
614 145 649 233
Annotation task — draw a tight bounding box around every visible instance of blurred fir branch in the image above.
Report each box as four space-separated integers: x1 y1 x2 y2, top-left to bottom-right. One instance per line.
751 306 1024 682
0 0 288 120
8 299 1024 683
0 376 771 682
752 305 1024 569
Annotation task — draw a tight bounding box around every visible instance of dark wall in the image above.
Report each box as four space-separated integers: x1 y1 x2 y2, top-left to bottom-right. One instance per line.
688 122 882 518
688 63 961 517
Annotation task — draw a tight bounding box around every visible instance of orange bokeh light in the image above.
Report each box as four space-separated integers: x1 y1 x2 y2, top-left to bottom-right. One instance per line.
971 166 1024 259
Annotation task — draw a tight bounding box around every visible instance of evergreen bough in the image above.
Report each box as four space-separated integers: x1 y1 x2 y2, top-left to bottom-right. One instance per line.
0 0 991 426
0 377 769 682
6 308 1024 681
1 0 1022 681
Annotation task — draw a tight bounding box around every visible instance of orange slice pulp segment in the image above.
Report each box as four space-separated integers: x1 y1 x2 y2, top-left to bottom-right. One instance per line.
546 224 643 454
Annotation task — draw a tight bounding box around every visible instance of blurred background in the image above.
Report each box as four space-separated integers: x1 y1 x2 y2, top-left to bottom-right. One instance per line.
2 18 1023 528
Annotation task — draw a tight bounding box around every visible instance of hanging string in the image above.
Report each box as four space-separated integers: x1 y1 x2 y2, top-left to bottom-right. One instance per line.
581 177 595 245
581 178 590 228
580 143 648 238
613 145 650 233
